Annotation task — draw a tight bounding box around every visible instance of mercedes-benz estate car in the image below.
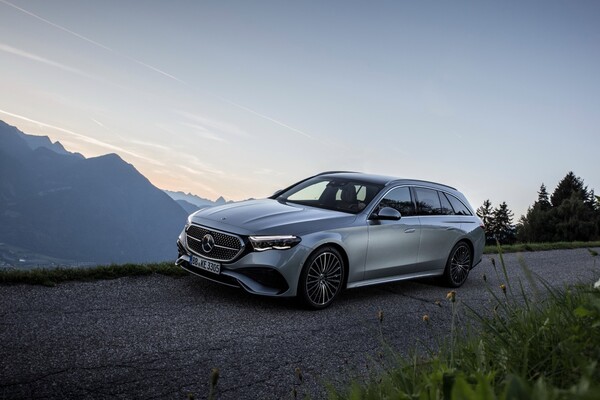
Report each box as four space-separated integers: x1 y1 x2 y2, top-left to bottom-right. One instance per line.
176 172 485 309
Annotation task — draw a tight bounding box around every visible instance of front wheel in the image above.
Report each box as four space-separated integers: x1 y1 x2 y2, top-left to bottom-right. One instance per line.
298 247 345 310
442 241 472 287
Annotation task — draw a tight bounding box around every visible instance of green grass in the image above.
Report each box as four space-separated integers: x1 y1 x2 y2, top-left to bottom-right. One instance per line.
484 241 600 254
328 254 600 400
0 262 188 286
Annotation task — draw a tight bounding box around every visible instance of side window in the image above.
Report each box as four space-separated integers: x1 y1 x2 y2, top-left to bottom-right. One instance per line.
414 187 442 216
378 187 415 216
446 193 472 216
439 192 454 215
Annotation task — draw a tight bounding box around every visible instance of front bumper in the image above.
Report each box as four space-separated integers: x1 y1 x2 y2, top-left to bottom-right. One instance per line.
176 239 310 297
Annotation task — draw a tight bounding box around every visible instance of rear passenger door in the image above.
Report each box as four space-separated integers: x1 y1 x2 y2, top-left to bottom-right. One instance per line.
414 187 465 270
365 186 421 280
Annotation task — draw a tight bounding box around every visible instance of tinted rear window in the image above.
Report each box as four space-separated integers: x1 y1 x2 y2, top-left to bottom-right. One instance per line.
445 193 472 215
414 187 442 215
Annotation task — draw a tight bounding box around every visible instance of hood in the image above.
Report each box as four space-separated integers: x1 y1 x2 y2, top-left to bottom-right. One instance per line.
189 199 356 236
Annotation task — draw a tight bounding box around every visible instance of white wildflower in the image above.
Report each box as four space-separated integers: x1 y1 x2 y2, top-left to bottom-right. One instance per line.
594 278 600 290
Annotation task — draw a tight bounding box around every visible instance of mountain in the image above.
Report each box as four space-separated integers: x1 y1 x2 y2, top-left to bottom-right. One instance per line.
176 199 201 215
0 120 188 265
164 190 230 208
16 129 83 158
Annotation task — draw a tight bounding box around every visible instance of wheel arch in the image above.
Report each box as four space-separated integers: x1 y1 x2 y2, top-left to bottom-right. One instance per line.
456 237 474 265
302 242 350 290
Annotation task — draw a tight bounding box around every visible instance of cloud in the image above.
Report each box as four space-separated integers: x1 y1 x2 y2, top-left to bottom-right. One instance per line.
0 42 95 79
180 122 228 143
0 0 319 143
176 110 248 138
125 138 171 151
0 108 163 166
177 154 224 175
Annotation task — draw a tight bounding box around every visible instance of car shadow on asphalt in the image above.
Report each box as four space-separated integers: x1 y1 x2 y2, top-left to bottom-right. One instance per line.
179 273 458 311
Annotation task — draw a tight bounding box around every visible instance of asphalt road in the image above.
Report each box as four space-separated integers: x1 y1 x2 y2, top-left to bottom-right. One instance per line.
1 248 599 400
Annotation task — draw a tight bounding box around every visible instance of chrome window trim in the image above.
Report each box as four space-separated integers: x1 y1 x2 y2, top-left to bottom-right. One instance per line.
367 184 474 218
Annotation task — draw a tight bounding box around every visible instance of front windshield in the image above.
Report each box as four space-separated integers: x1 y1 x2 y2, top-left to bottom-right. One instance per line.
276 177 383 214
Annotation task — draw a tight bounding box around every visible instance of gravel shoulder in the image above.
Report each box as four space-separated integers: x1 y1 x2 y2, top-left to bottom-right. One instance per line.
1 248 599 399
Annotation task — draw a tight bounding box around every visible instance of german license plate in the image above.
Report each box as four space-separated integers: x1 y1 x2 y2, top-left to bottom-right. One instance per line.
190 255 221 275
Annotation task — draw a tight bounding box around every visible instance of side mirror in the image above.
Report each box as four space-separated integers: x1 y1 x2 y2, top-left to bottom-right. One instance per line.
372 207 402 221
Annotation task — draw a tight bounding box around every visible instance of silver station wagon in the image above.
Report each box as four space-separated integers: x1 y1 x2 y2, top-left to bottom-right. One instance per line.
176 172 485 309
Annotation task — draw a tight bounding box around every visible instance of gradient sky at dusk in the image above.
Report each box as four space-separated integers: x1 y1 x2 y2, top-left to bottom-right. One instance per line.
1 0 599 218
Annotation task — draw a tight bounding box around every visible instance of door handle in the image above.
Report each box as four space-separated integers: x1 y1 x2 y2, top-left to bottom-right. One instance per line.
404 228 416 233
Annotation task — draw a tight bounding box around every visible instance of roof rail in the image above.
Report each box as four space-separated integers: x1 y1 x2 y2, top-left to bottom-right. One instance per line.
397 179 456 191
316 170 358 176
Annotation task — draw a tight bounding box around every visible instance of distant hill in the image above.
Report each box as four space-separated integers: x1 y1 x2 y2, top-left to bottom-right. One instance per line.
164 190 230 209
0 120 188 265
176 199 201 215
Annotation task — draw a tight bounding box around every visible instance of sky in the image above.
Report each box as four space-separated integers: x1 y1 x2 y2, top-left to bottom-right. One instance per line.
1 0 599 219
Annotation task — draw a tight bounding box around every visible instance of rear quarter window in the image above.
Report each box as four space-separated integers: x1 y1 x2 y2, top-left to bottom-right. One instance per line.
445 193 472 216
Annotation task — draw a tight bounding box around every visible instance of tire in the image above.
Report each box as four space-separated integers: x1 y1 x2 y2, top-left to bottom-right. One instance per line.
298 246 345 310
442 241 472 287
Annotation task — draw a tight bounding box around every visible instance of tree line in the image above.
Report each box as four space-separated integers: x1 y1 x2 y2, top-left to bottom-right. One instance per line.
476 172 600 245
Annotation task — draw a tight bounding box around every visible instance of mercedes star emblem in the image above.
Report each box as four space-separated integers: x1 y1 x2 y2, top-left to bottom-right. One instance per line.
201 234 215 253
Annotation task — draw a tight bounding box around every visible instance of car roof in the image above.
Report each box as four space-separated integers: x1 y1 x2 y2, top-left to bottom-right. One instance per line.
317 171 458 191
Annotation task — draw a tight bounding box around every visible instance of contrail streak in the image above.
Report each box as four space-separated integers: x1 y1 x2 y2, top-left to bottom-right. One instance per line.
0 0 315 141
0 0 184 84
217 96 313 139
0 0 112 51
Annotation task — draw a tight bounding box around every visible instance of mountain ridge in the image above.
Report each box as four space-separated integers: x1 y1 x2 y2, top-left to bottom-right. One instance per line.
0 120 188 266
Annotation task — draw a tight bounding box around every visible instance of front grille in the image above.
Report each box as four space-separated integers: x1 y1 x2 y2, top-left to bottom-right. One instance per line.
186 224 244 262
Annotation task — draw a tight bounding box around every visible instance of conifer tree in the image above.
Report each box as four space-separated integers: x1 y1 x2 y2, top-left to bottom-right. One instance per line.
491 202 515 244
550 171 588 207
518 172 599 242
537 184 551 211
476 200 495 243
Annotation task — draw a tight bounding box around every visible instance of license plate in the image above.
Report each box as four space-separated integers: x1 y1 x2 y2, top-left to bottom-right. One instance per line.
190 255 221 275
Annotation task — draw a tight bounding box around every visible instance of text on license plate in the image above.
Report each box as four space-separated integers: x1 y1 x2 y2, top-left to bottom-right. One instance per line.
190 255 221 275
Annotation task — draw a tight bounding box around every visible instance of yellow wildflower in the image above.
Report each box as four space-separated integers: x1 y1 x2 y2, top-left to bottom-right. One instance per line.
446 290 456 303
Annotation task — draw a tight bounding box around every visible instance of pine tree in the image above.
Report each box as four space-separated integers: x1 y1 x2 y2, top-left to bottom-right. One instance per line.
550 171 588 207
518 174 599 243
476 200 495 244
537 184 551 211
492 202 515 244
548 172 598 241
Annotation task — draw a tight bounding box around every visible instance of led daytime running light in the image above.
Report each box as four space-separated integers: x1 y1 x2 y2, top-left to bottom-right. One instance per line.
249 235 301 251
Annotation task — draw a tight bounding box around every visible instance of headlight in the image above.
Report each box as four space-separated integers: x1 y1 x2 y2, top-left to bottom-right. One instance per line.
249 235 301 252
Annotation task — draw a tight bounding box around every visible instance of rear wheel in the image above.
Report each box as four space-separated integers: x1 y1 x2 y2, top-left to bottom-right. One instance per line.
442 241 472 287
299 247 345 309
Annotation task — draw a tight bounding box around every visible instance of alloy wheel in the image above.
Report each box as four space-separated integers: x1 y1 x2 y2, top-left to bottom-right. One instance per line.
445 242 472 287
303 249 343 308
